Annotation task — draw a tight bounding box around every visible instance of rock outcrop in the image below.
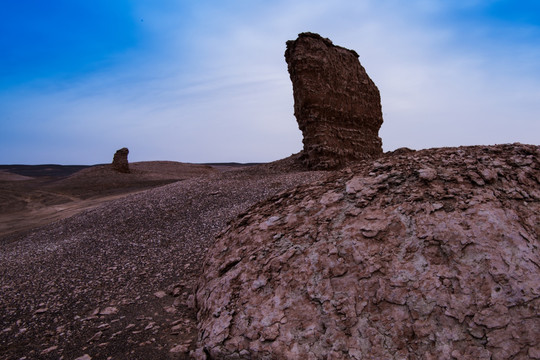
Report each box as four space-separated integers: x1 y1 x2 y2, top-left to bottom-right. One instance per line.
195 143 540 359
112 147 130 173
285 32 383 170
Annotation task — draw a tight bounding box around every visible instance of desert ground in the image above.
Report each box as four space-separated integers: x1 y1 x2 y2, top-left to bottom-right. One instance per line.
0 158 325 359
1 144 539 359
0 162 222 240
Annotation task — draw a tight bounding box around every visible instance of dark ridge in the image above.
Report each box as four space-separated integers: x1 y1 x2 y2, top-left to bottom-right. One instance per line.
0 165 96 178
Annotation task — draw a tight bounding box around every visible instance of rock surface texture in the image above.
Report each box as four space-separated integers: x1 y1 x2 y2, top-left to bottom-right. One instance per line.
285 32 383 170
195 143 540 359
112 147 130 173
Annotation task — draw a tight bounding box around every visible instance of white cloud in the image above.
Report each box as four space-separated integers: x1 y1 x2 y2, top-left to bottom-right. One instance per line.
2 0 539 164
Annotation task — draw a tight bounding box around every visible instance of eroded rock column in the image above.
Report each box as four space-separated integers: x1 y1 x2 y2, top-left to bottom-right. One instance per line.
285 32 383 169
112 147 130 173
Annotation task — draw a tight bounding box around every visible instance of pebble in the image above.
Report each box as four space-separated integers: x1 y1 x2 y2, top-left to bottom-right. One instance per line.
74 355 92 360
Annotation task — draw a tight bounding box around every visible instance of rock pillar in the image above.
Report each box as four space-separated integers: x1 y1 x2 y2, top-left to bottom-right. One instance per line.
285 32 383 169
112 147 130 173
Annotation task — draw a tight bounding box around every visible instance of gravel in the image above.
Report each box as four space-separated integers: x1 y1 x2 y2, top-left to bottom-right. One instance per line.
0 166 326 360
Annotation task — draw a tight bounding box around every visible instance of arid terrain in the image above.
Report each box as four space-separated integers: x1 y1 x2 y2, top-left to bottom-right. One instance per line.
0 158 326 359
2 32 539 359
0 162 218 240
1 144 539 360
195 144 540 359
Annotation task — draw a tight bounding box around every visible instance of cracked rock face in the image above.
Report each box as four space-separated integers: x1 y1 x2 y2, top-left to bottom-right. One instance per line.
285 32 383 170
195 143 540 359
112 147 130 173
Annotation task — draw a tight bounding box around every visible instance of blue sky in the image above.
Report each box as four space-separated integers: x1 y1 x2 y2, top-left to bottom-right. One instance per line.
1 0 539 164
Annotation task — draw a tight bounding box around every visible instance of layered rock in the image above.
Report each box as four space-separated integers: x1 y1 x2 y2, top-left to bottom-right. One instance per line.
195 143 540 359
112 147 130 173
285 32 383 170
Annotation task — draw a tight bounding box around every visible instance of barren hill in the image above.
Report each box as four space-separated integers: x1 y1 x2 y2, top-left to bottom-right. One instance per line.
196 143 540 359
0 162 326 359
0 161 217 239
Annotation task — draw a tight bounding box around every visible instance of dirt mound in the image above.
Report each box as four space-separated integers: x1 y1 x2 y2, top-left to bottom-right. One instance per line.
195 143 540 359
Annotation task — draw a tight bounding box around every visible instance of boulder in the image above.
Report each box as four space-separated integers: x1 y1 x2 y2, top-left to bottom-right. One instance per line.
285 32 383 170
112 147 130 173
195 143 540 359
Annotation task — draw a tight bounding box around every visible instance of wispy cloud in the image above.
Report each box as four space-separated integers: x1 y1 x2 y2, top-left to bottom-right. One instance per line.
1 0 538 164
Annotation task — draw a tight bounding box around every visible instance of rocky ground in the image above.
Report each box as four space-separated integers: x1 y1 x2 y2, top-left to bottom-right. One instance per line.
0 162 217 238
2 145 539 360
0 160 325 359
196 144 540 359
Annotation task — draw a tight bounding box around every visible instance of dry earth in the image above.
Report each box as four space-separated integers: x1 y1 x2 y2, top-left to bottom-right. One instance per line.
2 146 539 360
0 159 325 359
0 162 217 239
195 144 540 359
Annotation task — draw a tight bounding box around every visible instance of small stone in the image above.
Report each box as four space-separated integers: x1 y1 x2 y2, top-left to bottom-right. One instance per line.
56 325 65 333
432 203 444 211
171 287 182 297
163 306 177 313
170 343 190 353
99 307 118 315
153 291 167 298
88 331 103 343
40 346 58 355
418 168 437 181
261 323 280 341
480 168 498 183
187 295 195 309
74 354 92 360
34 308 48 314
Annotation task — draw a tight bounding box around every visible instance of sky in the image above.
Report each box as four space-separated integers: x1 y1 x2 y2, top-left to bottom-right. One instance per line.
1 0 539 164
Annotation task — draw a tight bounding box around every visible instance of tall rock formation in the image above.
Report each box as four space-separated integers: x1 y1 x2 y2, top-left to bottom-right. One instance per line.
195 143 540 359
112 147 130 173
285 32 383 170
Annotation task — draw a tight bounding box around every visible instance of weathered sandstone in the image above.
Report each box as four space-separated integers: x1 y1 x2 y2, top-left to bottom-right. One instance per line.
195 143 540 359
285 32 383 169
112 147 130 173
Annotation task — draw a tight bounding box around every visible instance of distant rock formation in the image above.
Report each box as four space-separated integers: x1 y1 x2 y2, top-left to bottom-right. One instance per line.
112 148 130 173
285 32 383 170
195 143 540 359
